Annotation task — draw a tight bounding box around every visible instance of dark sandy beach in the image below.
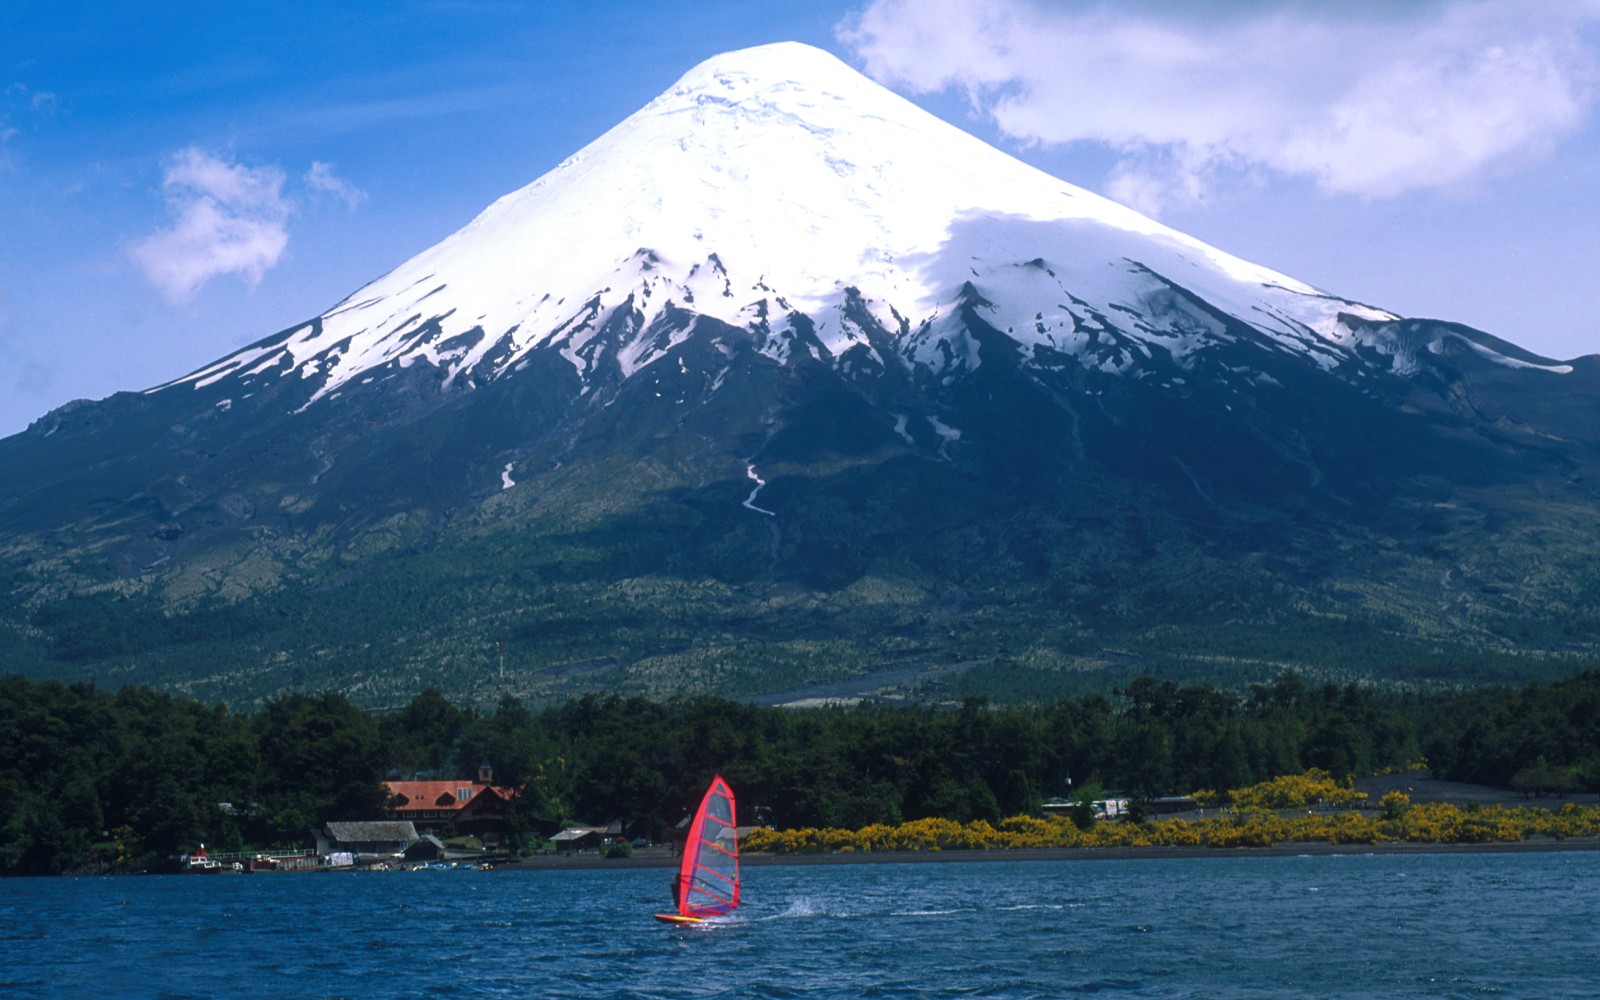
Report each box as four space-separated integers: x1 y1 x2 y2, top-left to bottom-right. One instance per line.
497 836 1600 873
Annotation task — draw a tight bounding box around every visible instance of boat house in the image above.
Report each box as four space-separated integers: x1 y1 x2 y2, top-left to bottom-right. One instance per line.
315 821 420 859
550 821 622 853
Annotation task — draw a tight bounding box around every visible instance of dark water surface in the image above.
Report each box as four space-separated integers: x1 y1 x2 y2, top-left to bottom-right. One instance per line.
4 851 1598 998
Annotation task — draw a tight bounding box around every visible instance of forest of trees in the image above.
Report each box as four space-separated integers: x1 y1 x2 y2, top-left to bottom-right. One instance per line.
3 670 1599 876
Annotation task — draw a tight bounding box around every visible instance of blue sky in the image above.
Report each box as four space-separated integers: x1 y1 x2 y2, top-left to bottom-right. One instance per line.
3 0 1597 436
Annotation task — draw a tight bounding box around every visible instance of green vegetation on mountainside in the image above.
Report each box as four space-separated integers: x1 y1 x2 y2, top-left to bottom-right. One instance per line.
3 430 1599 709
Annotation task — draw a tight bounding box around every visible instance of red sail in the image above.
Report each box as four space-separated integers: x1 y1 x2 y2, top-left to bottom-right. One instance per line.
674 775 740 918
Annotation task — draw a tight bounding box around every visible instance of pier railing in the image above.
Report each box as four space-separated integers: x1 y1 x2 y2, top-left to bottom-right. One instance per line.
201 849 318 863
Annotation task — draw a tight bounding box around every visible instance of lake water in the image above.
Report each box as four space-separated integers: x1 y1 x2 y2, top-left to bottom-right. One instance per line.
4 851 1598 998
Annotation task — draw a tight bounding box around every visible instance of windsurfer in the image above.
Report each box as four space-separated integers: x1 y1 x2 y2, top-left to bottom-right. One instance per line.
654 775 739 924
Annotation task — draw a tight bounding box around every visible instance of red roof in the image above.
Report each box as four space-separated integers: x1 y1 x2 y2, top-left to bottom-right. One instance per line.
385 779 519 815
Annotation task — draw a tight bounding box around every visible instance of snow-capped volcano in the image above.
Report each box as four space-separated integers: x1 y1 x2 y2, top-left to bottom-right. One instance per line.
7 42 1598 709
158 43 1567 410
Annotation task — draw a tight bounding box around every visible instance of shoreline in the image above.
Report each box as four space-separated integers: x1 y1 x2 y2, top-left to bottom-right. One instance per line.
497 836 1600 872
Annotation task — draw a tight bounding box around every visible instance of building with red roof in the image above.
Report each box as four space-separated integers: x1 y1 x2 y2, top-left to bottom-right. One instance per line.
385 759 519 839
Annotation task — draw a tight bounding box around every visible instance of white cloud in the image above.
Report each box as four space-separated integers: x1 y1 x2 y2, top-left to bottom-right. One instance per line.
840 0 1600 214
2 84 64 165
128 148 292 303
305 160 367 211
2 88 26 169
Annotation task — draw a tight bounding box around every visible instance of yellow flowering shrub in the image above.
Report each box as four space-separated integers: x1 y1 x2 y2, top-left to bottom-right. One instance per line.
740 798 1600 855
1378 791 1410 821
1228 769 1366 810
1146 819 1203 847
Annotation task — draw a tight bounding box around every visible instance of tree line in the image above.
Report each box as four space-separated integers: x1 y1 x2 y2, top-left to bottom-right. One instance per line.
3 670 1599 875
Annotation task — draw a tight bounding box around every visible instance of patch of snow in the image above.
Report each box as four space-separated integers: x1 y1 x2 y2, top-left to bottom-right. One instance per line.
928 416 960 460
893 414 914 446
742 463 776 516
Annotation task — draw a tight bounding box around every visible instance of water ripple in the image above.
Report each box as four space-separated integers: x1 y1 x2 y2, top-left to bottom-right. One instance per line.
2 854 1596 998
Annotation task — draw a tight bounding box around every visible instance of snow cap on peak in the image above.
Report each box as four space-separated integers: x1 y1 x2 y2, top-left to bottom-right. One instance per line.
650 40 923 133
674 41 858 88
161 39 1399 405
